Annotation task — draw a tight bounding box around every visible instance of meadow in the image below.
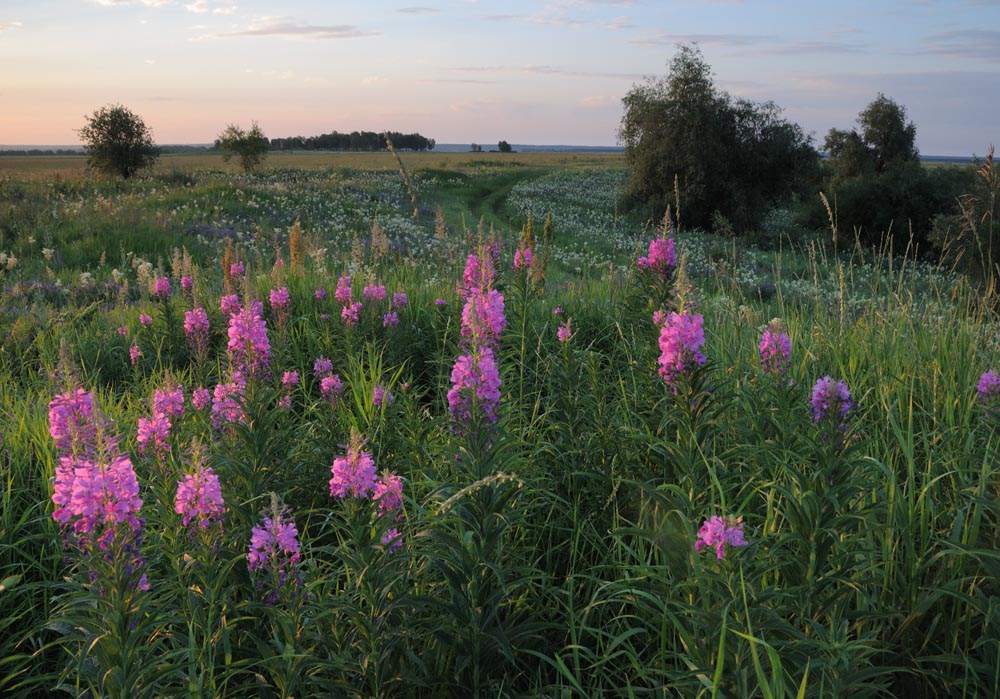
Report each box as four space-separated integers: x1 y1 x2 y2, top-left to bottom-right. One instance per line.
0 154 998 698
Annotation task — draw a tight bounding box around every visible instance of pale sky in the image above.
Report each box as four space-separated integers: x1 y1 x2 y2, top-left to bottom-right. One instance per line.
1 0 997 155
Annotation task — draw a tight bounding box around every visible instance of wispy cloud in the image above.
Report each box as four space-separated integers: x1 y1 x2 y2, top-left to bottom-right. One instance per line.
0 20 23 32
605 16 634 30
924 29 1000 62
451 64 642 80
93 0 175 6
580 94 620 107
629 32 868 55
206 16 377 40
397 6 438 14
184 0 235 13
630 32 776 48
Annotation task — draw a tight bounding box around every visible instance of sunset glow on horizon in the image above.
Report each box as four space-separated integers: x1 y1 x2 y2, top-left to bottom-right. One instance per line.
1 0 997 155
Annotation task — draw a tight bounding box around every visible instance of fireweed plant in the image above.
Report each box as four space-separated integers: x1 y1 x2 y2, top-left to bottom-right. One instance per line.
0 164 997 698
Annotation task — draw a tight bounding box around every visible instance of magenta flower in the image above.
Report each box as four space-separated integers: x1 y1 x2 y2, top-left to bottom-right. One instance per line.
810 376 855 423
341 301 362 327
435 298 447 306
153 384 185 419
117 325 128 337
330 433 378 499
553 306 564 316
448 348 502 426
513 246 532 270
363 284 387 302
227 300 270 377
637 236 676 277
557 319 573 344
175 463 225 530
230 261 244 278
373 471 403 515
181 275 193 292
656 311 706 387
184 307 211 358
977 370 1000 400
49 388 97 454
383 311 399 328
211 377 246 428
220 294 241 316
270 286 290 309
334 275 352 305
129 344 142 365
461 253 494 295
139 313 153 328
137 414 171 457
191 387 212 410
282 371 299 387
373 385 393 408
315 287 327 300
381 527 403 552
314 357 334 378
320 374 343 400
695 515 748 560
392 292 408 309
461 289 506 349
247 500 303 601
759 320 791 376
153 276 171 300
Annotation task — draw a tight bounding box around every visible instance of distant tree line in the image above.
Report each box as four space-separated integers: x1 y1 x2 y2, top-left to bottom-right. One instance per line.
268 131 435 152
0 149 85 156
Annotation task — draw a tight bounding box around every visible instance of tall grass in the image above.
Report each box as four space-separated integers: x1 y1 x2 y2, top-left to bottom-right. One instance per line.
0 163 997 697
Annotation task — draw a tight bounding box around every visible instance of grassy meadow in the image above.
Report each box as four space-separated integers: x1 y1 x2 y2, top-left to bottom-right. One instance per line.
0 154 998 698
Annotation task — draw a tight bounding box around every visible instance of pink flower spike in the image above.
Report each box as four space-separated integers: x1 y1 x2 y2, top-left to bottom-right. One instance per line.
695 515 748 560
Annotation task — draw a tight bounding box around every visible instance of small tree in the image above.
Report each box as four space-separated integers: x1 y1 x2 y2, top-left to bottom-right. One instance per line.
217 122 269 173
470 143 482 153
498 140 513 153
78 104 159 179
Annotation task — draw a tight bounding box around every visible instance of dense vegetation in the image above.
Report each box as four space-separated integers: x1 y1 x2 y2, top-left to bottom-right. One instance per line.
0 157 998 698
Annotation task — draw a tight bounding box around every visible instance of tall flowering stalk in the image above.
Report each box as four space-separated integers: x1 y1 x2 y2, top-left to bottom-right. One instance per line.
810 376 856 447
449 250 506 433
330 431 378 500
759 318 792 378
184 307 211 362
175 455 225 533
227 300 270 379
247 496 303 604
655 310 706 389
48 387 147 589
447 348 502 427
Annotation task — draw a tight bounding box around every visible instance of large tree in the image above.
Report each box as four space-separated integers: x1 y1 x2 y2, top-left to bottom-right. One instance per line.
619 45 817 230
78 104 159 179
824 93 918 178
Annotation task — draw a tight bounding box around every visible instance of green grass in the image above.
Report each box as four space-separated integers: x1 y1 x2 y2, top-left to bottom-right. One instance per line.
0 158 997 698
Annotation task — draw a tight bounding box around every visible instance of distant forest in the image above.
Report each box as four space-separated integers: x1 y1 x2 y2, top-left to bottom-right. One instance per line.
268 131 435 152
0 130 436 156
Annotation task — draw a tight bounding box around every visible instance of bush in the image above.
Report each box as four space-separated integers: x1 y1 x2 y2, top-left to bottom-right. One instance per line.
217 122 269 173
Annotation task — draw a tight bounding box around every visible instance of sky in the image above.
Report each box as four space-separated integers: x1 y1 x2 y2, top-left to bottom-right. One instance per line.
0 0 997 155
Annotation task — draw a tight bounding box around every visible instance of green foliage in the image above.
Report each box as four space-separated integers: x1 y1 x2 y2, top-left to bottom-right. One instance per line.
930 146 1000 292
78 104 160 179
216 121 270 174
824 93 918 178
497 140 513 153
1 161 1000 697
815 94 972 252
619 44 819 231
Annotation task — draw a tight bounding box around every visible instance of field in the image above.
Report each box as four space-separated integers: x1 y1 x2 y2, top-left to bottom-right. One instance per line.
0 155 998 698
